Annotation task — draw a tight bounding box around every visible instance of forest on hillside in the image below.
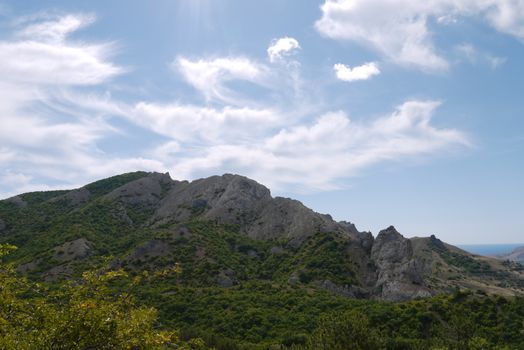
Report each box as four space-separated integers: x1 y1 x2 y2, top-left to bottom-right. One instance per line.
2 243 524 350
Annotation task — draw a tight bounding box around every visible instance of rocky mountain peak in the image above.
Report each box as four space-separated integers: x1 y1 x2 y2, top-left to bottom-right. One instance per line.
370 226 431 300
372 226 413 264
429 234 447 251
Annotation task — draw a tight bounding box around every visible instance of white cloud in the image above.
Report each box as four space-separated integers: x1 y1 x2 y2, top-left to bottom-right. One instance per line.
315 0 524 71
163 101 469 191
0 13 153 198
16 13 95 43
334 62 380 82
0 11 471 197
128 102 280 143
174 56 268 104
267 37 301 63
0 13 122 86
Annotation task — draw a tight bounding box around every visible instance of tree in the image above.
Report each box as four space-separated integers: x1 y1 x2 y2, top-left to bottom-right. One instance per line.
0 244 207 350
300 310 383 350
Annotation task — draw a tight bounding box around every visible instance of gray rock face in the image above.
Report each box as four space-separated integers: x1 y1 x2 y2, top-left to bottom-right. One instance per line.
269 246 285 255
49 188 91 206
429 234 447 251
153 173 361 242
246 196 338 240
87 172 365 245
154 174 270 227
53 238 92 263
18 238 92 276
217 268 236 287
371 226 413 264
371 226 431 301
5 196 27 208
125 239 171 262
105 172 175 208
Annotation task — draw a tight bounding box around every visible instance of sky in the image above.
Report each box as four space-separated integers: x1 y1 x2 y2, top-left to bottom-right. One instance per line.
0 0 523 244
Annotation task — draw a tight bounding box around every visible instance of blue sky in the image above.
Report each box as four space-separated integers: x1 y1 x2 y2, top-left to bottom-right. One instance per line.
0 0 523 244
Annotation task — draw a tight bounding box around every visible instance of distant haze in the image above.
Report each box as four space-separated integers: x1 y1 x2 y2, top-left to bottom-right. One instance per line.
457 244 524 257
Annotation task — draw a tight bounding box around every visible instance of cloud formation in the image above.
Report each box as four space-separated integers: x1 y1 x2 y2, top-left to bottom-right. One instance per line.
1 14 122 85
315 0 524 71
174 56 268 104
267 37 301 62
455 43 507 68
0 11 470 198
0 14 163 197
334 62 380 82
161 100 468 191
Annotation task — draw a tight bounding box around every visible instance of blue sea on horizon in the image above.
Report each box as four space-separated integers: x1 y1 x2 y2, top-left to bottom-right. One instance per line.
457 244 524 256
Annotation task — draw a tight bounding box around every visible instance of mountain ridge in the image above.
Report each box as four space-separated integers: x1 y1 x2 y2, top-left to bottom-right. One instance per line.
1 171 523 301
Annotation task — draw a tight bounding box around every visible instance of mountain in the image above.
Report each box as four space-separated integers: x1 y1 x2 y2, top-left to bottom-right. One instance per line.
1 171 522 302
498 246 524 262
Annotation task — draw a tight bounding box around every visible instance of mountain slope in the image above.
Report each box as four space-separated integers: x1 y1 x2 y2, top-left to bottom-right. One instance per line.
0 171 523 301
498 245 524 262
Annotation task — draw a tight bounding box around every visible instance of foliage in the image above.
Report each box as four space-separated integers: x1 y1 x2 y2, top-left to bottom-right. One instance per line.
0 244 208 350
1 173 524 349
296 310 383 350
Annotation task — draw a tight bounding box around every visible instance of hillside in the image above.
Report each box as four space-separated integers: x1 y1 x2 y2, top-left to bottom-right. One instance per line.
1 171 522 299
498 246 524 263
1 172 524 348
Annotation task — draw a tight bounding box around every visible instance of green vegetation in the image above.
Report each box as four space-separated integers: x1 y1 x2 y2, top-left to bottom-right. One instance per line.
1 173 523 349
139 282 524 349
0 244 208 350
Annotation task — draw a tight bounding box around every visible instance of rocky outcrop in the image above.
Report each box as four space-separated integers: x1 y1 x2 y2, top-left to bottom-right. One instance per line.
105 172 175 208
152 173 363 243
52 238 92 263
48 188 91 206
17 238 92 276
5 196 27 208
125 239 171 263
371 226 431 301
317 280 370 298
153 174 270 228
217 268 236 287
429 234 447 251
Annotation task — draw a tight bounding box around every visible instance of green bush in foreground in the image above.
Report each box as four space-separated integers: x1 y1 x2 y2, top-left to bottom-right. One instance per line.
0 244 208 350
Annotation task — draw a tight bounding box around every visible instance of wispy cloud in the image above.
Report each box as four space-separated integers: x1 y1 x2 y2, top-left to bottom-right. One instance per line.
136 100 469 192
0 13 158 198
0 11 471 198
173 56 268 105
455 43 507 69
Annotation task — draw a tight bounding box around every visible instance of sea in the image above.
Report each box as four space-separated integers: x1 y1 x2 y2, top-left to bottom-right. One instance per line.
457 244 524 257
